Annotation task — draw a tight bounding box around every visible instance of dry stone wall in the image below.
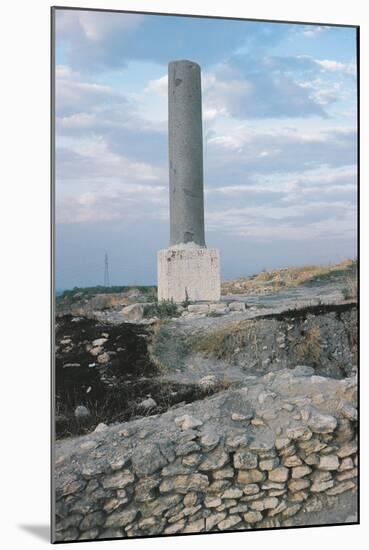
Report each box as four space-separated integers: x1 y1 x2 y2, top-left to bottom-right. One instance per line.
54 368 358 541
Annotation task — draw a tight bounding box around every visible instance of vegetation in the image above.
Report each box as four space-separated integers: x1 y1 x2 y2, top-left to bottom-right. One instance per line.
58 285 157 300
293 326 322 364
192 320 258 360
342 277 358 301
143 299 179 319
181 288 191 309
149 321 191 373
222 258 357 296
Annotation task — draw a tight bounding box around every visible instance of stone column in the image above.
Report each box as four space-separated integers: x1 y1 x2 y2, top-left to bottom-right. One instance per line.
168 60 205 247
157 60 221 303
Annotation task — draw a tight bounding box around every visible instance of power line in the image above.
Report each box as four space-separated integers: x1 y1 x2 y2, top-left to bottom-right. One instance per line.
104 252 110 287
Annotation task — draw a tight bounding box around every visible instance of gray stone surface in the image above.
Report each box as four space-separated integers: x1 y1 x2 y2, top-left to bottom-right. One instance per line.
168 60 205 247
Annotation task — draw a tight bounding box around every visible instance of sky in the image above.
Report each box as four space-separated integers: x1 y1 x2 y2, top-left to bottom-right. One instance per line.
54 9 358 289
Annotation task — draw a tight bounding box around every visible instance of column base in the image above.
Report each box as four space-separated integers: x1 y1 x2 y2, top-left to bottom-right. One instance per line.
157 247 221 303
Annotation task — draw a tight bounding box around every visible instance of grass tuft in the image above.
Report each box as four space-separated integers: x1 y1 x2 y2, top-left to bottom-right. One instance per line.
143 299 179 319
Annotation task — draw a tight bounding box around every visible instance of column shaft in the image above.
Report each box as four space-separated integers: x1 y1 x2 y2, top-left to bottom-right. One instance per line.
168 60 206 247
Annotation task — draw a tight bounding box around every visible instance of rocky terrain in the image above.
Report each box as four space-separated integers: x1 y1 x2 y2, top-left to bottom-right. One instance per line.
53 261 358 541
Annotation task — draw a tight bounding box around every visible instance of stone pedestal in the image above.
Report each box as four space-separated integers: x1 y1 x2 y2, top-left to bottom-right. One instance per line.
157 246 220 303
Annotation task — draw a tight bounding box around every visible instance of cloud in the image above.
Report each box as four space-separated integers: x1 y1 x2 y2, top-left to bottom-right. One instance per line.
205 125 357 181
315 59 356 76
55 65 129 118
56 183 167 224
146 61 328 121
56 141 164 182
56 10 144 41
301 26 326 38
200 158 357 245
55 9 288 72
55 63 168 169
56 10 145 71
144 74 167 96
205 198 356 242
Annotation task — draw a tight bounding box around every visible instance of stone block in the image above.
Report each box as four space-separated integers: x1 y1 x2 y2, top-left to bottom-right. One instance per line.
157 247 220 302
228 301 246 312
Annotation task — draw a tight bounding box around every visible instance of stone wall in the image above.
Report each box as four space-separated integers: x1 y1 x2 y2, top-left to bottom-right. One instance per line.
54 368 358 541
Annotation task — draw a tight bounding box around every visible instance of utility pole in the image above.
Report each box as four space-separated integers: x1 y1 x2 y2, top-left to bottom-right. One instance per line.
104 252 110 287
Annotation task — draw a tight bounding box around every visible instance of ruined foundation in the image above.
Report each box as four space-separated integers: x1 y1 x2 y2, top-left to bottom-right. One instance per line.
158 246 220 303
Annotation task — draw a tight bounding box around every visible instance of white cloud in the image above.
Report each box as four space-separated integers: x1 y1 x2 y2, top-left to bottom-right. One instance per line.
315 59 356 76
207 134 245 150
302 26 326 38
56 10 144 42
144 74 167 97
56 183 166 224
56 139 165 182
206 200 356 242
55 64 128 117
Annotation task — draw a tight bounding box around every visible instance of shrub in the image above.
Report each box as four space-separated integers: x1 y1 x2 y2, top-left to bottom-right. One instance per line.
342 278 358 301
143 299 179 319
192 320 257 360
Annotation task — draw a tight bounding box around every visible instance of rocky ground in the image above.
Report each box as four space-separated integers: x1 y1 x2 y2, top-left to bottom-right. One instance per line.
54 262 358 540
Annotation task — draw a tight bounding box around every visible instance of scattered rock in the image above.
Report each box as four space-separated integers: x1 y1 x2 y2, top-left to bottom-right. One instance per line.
74 405 91 420
92 338 108 347
209 303 228 314
93 423 108 433
187 304 209 314
292 365 315 377
199 375 218 390
228 301 246 312
120 304 144 322
97 352 110 364
175 415 203 431
138 397 157 411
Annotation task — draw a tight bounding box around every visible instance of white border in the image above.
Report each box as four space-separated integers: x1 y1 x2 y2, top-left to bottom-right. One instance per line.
1 1 367 548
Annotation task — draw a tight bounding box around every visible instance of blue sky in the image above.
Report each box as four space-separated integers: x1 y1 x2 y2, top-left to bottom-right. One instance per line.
54 9 358 289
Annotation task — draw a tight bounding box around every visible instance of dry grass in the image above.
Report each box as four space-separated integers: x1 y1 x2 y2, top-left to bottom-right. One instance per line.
342 277 358 301
222 259 357 296
192 320 258 360
293 326 322 364
219 374 233 390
